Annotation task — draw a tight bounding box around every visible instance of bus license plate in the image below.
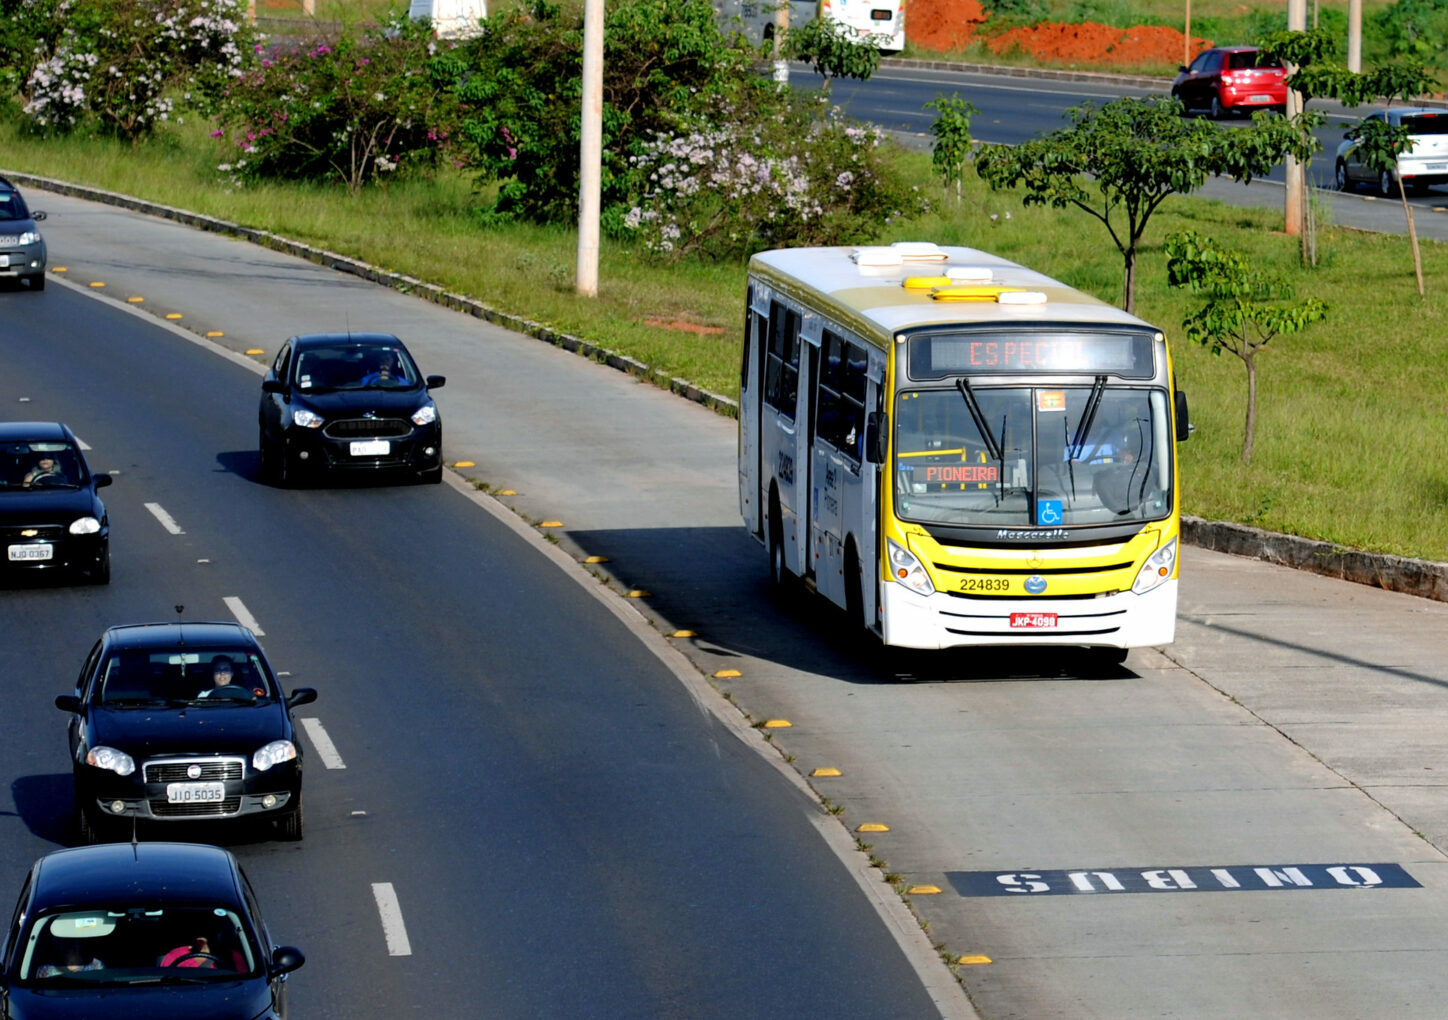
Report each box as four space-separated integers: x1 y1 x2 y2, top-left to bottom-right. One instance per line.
8 544 52 561
1010 612 1057 629
166 782 225 804
350 440 390 456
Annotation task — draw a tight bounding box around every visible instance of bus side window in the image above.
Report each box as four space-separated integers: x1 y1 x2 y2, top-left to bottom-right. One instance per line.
764 302 800 419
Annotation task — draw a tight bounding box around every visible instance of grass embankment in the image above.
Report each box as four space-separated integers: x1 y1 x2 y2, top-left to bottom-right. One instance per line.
4 119 1447 561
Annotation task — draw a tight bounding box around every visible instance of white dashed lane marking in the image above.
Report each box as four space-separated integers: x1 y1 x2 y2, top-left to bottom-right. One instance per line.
371 883 413 956
144 502 185 535
222 596 264 635
298 718 346 770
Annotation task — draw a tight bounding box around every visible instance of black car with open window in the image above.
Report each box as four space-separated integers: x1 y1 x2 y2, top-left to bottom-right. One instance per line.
0 421 111 585
56 622 317 843
258 331 446 486
0 842 304 1019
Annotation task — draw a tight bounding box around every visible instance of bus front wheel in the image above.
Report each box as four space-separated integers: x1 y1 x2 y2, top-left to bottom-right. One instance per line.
844 541 865 631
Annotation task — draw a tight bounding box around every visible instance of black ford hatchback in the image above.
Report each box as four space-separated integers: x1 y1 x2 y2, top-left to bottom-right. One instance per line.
0 842 304 1019
258 332 446 486
0 422 111 585
56 622 317 843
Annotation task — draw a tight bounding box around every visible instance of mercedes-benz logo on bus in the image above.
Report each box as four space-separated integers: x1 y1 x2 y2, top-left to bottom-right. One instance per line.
1024 575 1047 595
187 764 202 779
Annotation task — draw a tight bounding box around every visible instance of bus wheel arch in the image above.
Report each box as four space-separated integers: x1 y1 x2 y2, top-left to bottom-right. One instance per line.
843 537 865 631
768 485 788 589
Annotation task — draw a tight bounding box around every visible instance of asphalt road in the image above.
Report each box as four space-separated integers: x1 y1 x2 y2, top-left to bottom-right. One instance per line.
4 155 1448 1017
0 283 948 1017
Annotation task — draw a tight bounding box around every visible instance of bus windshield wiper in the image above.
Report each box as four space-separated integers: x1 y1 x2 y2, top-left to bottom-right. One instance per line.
954 378 1002 461
1068 375 1108 462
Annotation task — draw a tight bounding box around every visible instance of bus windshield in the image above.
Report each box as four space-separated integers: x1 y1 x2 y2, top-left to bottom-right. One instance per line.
893 385 1172 528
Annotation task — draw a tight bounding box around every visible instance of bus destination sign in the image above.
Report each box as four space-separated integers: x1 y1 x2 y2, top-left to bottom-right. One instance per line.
909 331 1156 380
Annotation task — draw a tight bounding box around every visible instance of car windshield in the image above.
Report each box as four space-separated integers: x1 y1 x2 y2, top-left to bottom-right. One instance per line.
0 441 83 490
19 906 259 985
294 344 419 391
0 191 30 221
893 385 1173 528
1402 113 1448 135
98 649 273 707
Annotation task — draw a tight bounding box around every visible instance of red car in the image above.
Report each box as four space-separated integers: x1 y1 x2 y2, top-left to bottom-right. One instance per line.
1171 46 1287 119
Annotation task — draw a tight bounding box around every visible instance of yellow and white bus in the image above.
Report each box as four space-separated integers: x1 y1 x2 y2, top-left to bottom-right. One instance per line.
738 243 1189 658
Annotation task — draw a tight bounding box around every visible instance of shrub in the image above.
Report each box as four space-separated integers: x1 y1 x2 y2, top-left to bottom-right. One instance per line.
212 15 468 193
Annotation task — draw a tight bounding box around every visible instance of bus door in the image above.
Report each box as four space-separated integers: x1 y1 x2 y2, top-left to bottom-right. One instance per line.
739 282 769 538
810 328 869 610
798 311 822 581
763 299 804 577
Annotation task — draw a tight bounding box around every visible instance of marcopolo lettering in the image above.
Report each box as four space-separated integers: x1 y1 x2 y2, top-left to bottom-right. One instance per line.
945 863 1419 897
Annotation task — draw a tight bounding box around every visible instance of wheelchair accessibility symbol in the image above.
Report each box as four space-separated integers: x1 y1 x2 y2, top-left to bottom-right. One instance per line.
1037 499 1063 525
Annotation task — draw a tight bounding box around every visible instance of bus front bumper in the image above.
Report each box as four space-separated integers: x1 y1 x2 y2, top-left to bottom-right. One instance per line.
879 579 1177 651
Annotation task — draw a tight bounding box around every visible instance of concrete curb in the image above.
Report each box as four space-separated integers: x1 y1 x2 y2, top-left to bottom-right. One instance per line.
9 169 1447 605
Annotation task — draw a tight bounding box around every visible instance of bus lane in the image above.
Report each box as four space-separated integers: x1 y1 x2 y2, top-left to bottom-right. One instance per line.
18 183 1448 1018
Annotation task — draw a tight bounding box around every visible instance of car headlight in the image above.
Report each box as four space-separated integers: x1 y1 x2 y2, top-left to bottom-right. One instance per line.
19 231 41 245
85 746 135 776
1132 538 1177 594
291 408 324 429
253 740 297 772
410 404 437 426
69 517 101 535
887 538 935 596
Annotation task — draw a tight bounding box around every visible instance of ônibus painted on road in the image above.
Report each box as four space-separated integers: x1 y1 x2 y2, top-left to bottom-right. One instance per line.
716 0 905 54
738 243 1190 657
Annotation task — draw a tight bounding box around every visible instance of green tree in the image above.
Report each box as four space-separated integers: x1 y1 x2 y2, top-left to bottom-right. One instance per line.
1272 44 1441 294
0 0 67 104
784 17 882 85
1165 230 1327 465
926 94 978 205
456 0 756 225
975 96 1320 314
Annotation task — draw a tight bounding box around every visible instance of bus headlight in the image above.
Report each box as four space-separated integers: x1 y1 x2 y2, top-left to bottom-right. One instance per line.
887 538 935 596
1132 538 1177 594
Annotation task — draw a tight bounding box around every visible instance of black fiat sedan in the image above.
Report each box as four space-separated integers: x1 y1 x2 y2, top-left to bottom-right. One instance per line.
56 622 317 842
258 331 446 486
0 422 111 584
0 842 304 1019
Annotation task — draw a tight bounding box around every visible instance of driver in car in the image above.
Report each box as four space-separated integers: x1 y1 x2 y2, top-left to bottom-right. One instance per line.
23 456 64 487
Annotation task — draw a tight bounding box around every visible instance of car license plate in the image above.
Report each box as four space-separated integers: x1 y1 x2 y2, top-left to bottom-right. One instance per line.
350 439 390 456
8 543 52 561
1427 163 1447 171
166 782 225 804
1250 94 1272 103
1010 612 1058 629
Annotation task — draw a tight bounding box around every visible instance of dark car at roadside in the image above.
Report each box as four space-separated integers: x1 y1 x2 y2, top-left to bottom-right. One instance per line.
258 331 446 486
0 422 111 585
1171 45 1287 119
0 841 304 1019
0 176 47 292
57 621 317 843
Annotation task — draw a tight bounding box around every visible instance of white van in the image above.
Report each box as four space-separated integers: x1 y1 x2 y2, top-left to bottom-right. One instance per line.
409 0 487 39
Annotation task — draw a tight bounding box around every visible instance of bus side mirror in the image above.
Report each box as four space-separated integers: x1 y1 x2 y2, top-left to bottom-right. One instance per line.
864 411 888 464
1175 390 1191 441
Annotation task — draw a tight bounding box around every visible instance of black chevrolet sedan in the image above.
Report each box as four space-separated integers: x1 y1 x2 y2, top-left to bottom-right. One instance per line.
56 622 317 843
0 422 111 585
258 331 446 486
0 842 304 1019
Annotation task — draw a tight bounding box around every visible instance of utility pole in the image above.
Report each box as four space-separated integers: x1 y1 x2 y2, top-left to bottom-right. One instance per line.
1183 0 1191 70
1283 0 1307 238
772 0 790 85
1347 0 1362 72
576 0 604 297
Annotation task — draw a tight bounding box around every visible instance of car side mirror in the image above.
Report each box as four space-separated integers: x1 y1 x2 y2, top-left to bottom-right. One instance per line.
1175 390 1191 441
1179 65 1189 73
55 695 82 714
32 211 46 221
864 411 888 464
262 378 288 395
286 687 318 709
271 946 305 976
94 474 113 490
425 374 446 390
